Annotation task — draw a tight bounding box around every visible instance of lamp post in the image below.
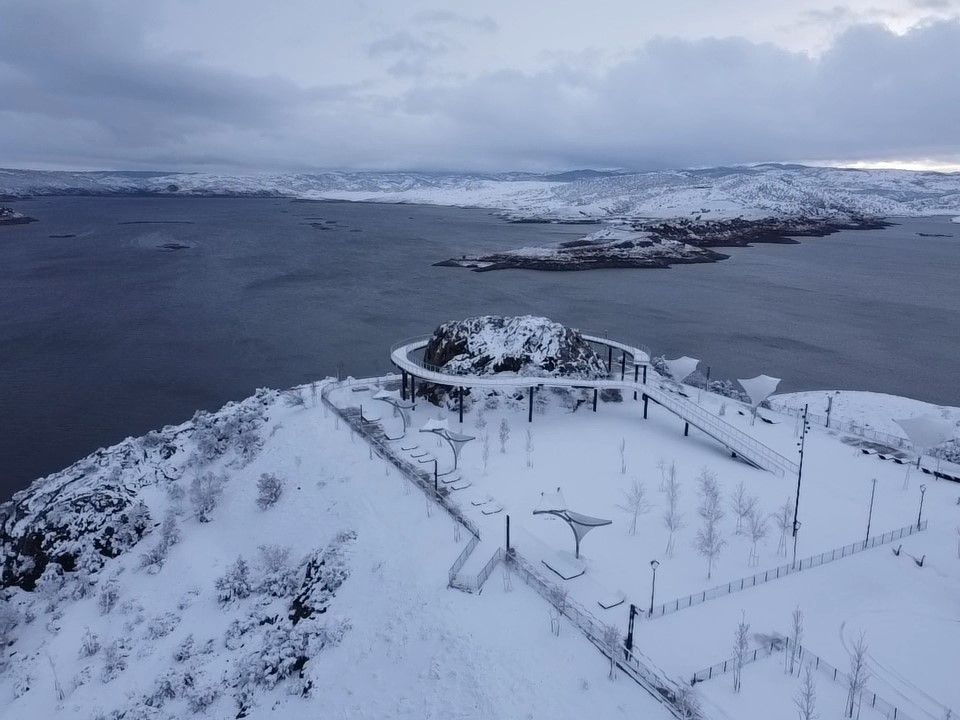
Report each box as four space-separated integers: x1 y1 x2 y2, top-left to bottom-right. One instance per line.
792 404 809 568
917 484 927 529
864 478 877 546
648 559 660 617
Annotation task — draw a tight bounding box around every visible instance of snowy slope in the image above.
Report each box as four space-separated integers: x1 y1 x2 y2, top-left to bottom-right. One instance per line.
0 384 670 720
3 164 960 220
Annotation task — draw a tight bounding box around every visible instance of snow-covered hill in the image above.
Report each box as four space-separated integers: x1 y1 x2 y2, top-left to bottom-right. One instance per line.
0 383 668 720
3 164 960 220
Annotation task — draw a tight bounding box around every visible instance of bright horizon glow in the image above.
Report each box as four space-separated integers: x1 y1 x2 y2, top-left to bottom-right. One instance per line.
830 160 960 173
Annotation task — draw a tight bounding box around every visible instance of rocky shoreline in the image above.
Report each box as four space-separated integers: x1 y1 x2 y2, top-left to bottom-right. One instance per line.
436 216 890 272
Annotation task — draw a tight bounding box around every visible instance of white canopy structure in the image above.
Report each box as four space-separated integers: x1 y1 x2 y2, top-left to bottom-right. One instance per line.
420 417 450 433
419 418 474 472
894 415 956 482
533 488 612 559
894 415 955 452
738 374 781 424
738 374 782 408
664 356 699 384
372 390 415 438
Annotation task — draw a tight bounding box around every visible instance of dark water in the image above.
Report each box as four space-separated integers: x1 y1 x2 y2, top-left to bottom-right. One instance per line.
2 197 958 496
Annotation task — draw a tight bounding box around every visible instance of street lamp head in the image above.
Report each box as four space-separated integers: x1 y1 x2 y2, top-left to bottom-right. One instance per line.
650 559 660 570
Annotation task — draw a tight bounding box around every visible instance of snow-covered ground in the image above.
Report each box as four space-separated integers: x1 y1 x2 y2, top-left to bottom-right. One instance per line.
0 386 668 720
771 390 960 441
3 164 960 220
329 375 960 720
4 369 959 720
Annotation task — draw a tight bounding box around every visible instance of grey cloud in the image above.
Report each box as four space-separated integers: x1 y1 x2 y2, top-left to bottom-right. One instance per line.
0 2 958 172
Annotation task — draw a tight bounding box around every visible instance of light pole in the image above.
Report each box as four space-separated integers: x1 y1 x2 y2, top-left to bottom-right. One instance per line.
792 405 809 568
917 484 927 529
648 559 660 617
864 478 877 546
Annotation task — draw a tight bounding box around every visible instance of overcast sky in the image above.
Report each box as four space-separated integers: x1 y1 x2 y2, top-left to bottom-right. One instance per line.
1 0 959 172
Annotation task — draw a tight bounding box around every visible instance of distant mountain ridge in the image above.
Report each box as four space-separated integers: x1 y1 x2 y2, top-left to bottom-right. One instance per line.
2 164 959 220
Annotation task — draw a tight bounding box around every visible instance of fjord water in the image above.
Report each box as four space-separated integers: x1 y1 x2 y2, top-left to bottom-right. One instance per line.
1 196 958 496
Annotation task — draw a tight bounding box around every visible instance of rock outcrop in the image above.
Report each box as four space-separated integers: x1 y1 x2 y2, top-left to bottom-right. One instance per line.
418 315 607 404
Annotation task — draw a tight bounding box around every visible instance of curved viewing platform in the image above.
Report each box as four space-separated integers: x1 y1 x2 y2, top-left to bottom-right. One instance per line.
390 332 799 478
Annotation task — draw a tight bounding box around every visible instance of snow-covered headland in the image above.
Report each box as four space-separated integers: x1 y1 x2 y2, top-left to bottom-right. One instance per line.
3 316 959 720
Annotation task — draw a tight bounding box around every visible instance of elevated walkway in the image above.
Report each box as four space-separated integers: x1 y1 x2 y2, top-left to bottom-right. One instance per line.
390 334 798 478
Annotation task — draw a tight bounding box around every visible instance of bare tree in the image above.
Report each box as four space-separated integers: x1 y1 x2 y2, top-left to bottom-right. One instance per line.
746 506 769 566
499 419 510 454
481 432 490 475
602 625 621 680
525 428 534 469
775 496 794 557
956 526 960 559
733 612 750 692
190 472 224 523
474 409 487 432
617 479 651 535
663 471 683 557
787 606 804 675
794 664 818 720
845 632 870 718
731 482 757 535
548 585 567 637
657 458 667 491
619 438 627 475
695 469 726 578
675 682 700 720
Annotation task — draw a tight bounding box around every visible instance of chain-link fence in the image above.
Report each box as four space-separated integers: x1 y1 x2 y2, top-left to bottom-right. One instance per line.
651 521 927 619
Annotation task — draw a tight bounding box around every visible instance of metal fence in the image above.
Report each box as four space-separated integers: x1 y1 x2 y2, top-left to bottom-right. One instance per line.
321 378 489 584
326 376 707 718
767 401 914 452
651 521 928 619
691 640 781 684
506 551 700 720
447 534 481 588
785 638 920 720
692 636 926 720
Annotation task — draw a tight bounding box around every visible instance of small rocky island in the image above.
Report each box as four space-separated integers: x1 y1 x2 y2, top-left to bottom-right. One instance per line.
437 215 889 272
0 206 36 225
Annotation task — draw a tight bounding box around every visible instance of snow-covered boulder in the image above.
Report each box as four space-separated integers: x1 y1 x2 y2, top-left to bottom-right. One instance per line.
419 315 607 405
424 315 606 380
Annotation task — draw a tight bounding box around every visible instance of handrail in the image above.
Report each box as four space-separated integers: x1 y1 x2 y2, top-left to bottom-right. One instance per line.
391 335 797 478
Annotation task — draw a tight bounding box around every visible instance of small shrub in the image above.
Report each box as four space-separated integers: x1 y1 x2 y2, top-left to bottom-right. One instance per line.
79 626 101 658
145 612 180 640
101 639 129 683
0 600 19 645
98 580 121 615
256 545 298 598
186 683 220 714
216 557 252 605
256 473 284 510
190 472 224 523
